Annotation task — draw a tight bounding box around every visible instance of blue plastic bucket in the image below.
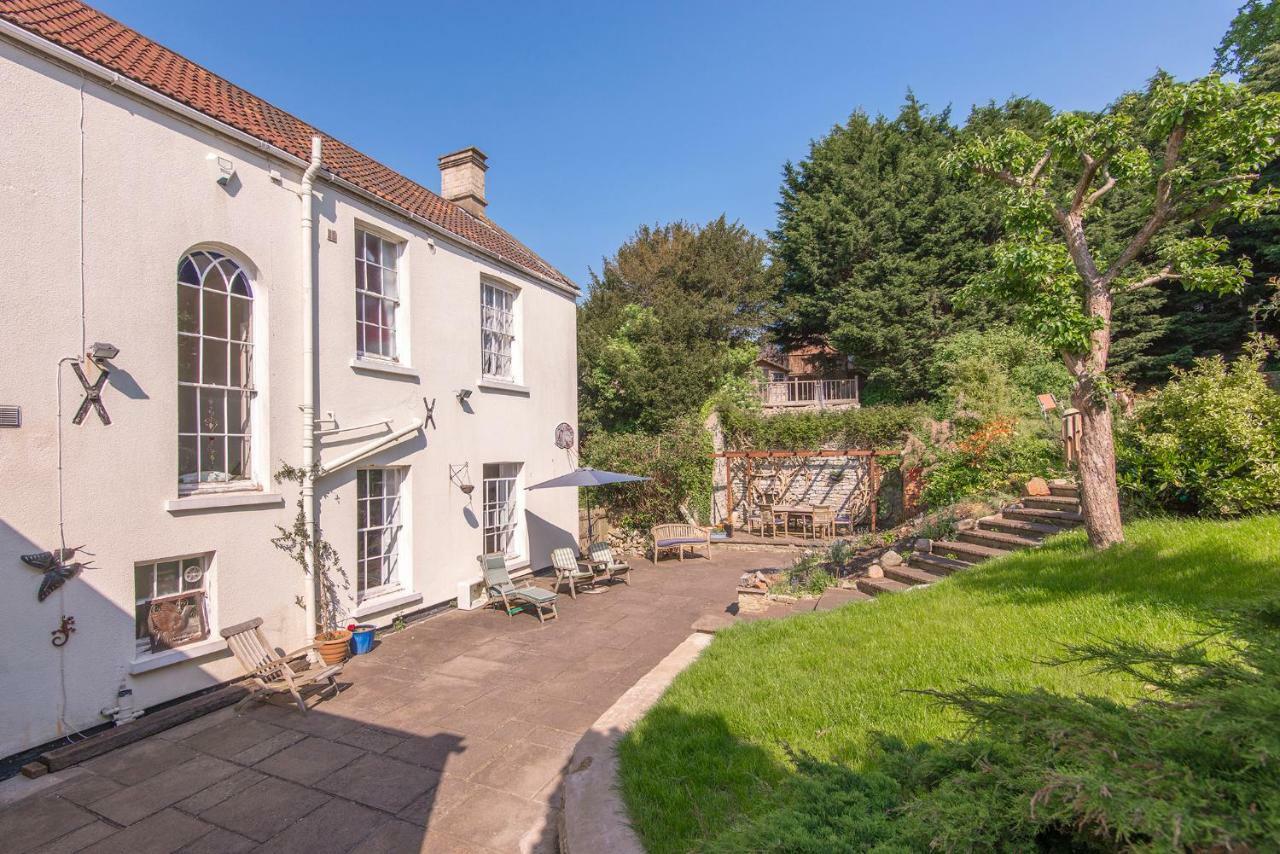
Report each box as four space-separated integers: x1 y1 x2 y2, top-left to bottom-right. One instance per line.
349 624 376 655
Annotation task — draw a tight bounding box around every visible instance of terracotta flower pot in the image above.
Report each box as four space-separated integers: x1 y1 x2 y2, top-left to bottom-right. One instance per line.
314 629 352 665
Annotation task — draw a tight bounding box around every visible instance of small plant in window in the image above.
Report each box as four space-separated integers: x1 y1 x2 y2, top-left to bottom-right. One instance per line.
272 462 351 660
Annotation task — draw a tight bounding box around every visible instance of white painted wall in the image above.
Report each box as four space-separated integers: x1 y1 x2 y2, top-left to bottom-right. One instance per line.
0 38 578 758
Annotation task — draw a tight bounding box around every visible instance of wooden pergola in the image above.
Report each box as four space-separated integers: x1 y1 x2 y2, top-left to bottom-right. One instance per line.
713 448 902 534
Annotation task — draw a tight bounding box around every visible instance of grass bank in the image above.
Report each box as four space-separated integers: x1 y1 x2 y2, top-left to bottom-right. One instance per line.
618 515 1280 852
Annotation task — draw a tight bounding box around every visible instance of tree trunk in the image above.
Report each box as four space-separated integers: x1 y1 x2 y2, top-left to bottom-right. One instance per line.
1071 383 1125 549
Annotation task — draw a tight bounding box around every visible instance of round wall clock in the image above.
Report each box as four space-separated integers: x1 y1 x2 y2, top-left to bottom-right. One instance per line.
554 422 575 450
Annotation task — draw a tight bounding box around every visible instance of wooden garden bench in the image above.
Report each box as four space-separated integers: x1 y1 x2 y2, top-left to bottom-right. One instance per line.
220 617 343 714
651 523 712 562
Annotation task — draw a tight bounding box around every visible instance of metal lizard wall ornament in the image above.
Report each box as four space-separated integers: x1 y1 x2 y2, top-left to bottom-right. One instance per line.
51 615 76 647
20 546 95 602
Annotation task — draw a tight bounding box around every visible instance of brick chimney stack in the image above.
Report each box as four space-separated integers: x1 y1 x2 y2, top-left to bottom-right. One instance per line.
438 147 488 217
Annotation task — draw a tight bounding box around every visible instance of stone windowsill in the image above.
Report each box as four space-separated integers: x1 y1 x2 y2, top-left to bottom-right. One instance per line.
350 357 420 380
165 492 284 514
350 590 424 619
129 637 226 675
476 378 530 396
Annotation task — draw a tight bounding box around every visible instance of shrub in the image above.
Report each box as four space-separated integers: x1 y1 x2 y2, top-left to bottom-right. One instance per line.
581 416 713 531
718 403 926 451
931 328 1072 423
921 425 1063 508
1117 337 1280 516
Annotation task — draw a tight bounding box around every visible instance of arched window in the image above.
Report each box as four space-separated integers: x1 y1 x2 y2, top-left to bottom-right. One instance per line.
177 250 254 487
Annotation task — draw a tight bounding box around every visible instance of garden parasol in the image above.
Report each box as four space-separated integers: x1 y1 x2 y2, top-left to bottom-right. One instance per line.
526 467 650 541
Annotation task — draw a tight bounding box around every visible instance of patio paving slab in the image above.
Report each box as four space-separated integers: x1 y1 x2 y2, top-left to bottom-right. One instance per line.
0 549 787 852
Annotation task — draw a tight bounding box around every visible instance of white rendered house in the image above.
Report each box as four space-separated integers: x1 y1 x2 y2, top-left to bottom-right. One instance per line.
0 1 579 758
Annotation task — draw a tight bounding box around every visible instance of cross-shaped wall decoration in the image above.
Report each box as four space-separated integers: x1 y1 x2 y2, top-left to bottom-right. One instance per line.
423 397 436 431
71 360 111 426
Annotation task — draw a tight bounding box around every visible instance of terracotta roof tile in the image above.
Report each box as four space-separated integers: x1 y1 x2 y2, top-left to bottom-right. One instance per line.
0 0 575 290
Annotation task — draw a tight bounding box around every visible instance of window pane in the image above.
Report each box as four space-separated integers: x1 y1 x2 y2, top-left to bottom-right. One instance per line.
365 264 382 295
178 257 199 286
135 564 153 602
202 339 228 385
179 436 198 482
227 436 247 478
230 344 251 390
229 271 251 297
178 336 199 383
199 388 225 434
383 270 398 300
179 386 197 433
178 286 200 333
229 297 251 342
155 561 180 596
201 435 226 480
181 558 204 591
202 289 228 338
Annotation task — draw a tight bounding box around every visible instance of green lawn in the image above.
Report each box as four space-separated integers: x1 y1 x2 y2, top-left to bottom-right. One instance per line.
618 515 1280 853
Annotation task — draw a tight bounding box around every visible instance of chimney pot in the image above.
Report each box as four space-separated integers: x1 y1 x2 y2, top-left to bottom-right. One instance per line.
438 146 488 217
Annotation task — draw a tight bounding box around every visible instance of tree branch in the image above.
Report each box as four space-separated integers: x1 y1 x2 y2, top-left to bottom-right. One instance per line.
1070 153 1103 214
1100 124 1186 287
1027 149 1053 186
1082 172 1117 211
1126 267 1180 290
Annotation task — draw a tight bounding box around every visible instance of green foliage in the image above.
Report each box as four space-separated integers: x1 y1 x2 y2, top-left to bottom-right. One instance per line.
771 95 1032 400
580 416 713 531
578 217 773 434
271 462 347 635
930 328 1072 422
920 429 1063 508
717 403 926 451
1215 0 1280 77
945 74 1280 363
1117 338 1280 515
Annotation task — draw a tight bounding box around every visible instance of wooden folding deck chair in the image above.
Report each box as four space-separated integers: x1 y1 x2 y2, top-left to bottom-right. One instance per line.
587 542 633 584
220 617 343 714
550 547 597 598
480 553 559 622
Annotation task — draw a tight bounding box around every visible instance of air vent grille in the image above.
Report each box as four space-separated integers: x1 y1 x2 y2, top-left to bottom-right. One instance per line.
0 405 19 428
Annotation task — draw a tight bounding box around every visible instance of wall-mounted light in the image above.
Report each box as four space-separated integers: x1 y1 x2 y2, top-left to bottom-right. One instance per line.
88 341 119 364
208 153 236 186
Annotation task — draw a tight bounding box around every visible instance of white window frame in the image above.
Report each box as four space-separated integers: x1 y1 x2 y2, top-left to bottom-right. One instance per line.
355 228 402 362
134 553 213 656
482 462 524 561
357 468 406 601
481 280 518 382
177 250 256 493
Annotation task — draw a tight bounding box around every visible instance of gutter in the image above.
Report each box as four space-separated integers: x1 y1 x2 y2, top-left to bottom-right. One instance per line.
0 20 579 299
320 419 424 475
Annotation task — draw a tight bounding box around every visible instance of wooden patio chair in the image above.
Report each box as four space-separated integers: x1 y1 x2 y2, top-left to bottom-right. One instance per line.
550 547 597 599
812 506 835 539
586 542 633 584
480 553 559 622
745 504 778 538
220 617 343 714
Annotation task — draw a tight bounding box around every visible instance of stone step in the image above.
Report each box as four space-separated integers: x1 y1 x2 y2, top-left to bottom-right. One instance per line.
909 552 973 576
856 577 911 596
884 564 947 586
932 539 1012 563
1002 506 1085 527
978 515 1061 537
957 527 1042 551
1022 494 1081 511
1049 483 1080 498
814 587 873 610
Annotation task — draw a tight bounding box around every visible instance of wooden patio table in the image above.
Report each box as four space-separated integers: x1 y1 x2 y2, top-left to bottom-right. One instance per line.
772 504 816 538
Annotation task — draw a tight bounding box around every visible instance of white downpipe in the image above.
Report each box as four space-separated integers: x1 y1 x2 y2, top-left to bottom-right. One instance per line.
321 419 424 475
300 136 322 640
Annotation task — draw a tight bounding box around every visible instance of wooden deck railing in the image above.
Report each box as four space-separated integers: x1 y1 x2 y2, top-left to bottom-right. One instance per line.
757 378 859 409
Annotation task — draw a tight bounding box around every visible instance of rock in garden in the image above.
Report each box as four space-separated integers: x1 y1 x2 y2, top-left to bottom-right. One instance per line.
914 538 932 553
866 564 884 578
881 549 903 567
1025 476 1051 496
957 518 976 531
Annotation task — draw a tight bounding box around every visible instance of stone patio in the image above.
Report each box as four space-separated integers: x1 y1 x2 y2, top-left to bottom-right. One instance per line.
0 549 788 853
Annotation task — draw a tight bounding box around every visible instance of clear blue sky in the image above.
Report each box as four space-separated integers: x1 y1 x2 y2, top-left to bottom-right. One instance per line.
96 0 1239 287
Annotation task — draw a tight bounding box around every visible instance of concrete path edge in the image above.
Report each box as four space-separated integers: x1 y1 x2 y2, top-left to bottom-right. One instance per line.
559 631 714 854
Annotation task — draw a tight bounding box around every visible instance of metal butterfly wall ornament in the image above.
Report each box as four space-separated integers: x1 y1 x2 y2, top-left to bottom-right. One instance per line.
20 546 95 602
